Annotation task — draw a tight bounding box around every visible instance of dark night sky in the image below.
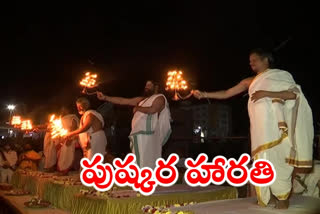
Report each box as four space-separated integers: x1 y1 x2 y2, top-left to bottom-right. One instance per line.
1 2 318 133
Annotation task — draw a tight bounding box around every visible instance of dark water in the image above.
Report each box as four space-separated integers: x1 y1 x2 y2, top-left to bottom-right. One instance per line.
0 197 21 214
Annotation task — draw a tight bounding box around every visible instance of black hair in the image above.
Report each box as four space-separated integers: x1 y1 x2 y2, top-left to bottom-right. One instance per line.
146 80 160 87
76 97 91 110
146 80 162 93
250 48 275 68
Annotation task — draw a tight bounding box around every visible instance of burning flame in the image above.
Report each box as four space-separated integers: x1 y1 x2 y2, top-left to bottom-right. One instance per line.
80 72 98 88
21 120 33 130
49 115 68 139
11 116 22 126
165 70 188 91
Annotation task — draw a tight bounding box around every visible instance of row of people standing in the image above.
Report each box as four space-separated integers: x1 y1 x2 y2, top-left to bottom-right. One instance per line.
43 101 108 176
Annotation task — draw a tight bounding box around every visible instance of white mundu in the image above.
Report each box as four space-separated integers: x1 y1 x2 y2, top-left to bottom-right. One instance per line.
79 110 107 159
129 94 172 169
57 114 80 171
248 69 313 206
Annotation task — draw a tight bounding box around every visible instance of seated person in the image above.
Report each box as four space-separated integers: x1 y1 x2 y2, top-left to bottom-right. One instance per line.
0 142 18 183
18 144 41 171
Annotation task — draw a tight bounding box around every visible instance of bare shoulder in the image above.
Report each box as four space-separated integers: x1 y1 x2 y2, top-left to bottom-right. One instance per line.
154 95 165 102
85 113 95 120
151 95 165 108
133 96 145 105
135 96 145 102
240 77 254 87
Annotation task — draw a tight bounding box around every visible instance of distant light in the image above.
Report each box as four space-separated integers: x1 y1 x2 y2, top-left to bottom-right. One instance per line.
7 105 16 110
200 131 204 138
1 136 4 139
9 130 13 134
11 116 21 126
194 126 202 134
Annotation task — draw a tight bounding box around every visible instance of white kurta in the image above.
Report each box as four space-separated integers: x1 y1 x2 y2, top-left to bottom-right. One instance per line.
79 110 107 160
57 114 80 172
248 69 314 206
129 94 172 169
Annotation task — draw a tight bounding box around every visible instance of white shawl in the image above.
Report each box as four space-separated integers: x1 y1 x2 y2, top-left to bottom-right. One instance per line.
130 94 172 146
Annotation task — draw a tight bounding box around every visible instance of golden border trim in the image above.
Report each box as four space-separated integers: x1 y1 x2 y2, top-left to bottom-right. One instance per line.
252 133 288 157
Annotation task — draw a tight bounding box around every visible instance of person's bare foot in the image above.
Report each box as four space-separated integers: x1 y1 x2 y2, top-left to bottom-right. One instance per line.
255 193 277 206
275 199 289 209
269 194 278 205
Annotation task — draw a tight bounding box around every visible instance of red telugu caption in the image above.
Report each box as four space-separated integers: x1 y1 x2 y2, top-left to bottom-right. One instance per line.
80 153 276 196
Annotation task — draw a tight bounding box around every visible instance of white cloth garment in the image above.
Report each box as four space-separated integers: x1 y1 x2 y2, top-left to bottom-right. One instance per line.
249 69 314 167
43 131 58 169
0 150 18 183
79 110 107 160
129 94 172 169
38 151 45 171
248 69 313 206
57 114 80 172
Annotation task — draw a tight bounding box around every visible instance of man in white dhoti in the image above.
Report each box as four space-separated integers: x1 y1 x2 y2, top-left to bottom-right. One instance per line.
56 107 80 175
194 48 313 209
0 143 18 183
64 97 107 160
97 80 172 169
42 117 58 172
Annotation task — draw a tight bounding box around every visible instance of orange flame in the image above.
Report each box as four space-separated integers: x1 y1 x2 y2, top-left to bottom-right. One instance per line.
49 115 68 139
11 116 22 126
80 72 98 88
165 70 188 91
21 120 32 130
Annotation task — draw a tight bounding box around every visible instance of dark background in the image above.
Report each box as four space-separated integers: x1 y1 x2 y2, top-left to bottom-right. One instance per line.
1 1 318 135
